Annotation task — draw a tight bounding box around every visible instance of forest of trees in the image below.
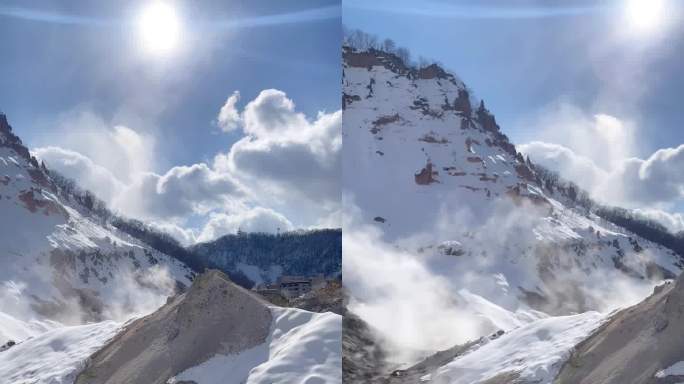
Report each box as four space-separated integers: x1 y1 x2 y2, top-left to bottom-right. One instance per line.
191 229 342 288
50 170 342 284
532 163 684 257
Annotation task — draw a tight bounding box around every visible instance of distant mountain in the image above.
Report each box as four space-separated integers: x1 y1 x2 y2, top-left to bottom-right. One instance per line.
190 229 342 288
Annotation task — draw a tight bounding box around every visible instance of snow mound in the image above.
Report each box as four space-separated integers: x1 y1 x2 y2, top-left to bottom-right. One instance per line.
429 312 604 384
172 307 342 384
0 320 121 384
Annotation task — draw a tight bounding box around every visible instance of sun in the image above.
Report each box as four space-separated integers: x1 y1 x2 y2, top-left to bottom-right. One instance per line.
137 2 181 54
625 0 666 33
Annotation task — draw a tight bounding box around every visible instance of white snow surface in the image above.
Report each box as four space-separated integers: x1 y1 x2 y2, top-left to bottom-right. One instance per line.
656 361 684 378
0 320 121 384
171 306 342 384
428 312 605 384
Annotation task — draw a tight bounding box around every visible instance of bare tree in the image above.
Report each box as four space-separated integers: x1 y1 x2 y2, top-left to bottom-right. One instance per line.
382 38 396 53
395 47 410 64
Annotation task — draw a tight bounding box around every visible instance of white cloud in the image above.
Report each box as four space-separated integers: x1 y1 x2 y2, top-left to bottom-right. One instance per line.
37 109 155 184
33 146 124 203
214 89 342 227
593 144 684 208
216 91 242 132
114 163 245 221
30 89 341 245
519 102 634 172
147 221 198 247
632 208 684 234
518 103 684 229
197 207 294 242
518 141 607 193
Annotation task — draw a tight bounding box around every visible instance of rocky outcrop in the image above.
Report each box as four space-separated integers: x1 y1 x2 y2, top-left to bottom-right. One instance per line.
415 63 450 80
343 47 412 76
0 113 32 160
75 270 272 384
453 89 472 116
371 114 402 135
415 161 438 185
343 311 390 383
555 276 684 384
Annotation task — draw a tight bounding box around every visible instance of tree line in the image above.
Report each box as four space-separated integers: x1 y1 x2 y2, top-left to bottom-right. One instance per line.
343 26 441 69
532 163 684 257
49 170 342 280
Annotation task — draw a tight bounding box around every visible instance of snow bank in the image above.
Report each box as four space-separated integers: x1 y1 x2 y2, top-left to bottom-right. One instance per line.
656 361 684 378
0 321 121 384
172 306 342 384
429 312 604 384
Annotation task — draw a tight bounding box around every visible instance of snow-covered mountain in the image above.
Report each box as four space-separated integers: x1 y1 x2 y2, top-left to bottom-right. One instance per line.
0 115 342 384
342 46 684 380
0 113 193 341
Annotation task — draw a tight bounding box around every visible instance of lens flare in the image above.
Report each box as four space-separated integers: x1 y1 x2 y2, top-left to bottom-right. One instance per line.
137 2 180 54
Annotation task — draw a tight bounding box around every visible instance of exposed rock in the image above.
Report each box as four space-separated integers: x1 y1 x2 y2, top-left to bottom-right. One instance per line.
343 93 362 109
419 133 449 144
343 47 412 75
453 89 472 116
371 114 402 134
0 340 16 352
343 311 391 383
416 63 450 80
555 277 684 384
415 161 438 185
385 339 482 384
75 270 272 384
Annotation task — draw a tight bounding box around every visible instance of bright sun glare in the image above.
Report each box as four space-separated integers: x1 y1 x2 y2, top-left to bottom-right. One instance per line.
625 0 666 33
138 2 180 54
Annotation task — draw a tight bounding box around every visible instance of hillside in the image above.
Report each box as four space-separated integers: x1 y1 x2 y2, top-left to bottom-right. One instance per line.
341 45 684 379
0 113 193 344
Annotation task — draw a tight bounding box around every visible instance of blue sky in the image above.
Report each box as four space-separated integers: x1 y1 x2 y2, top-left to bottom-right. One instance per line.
1 0 340 167
344 0 684 230
0 0 342 243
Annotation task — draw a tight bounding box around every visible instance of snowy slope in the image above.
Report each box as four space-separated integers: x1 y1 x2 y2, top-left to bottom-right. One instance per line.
342 48 681 313
425 312 604 384
0 114 193 344
172 307 342 384
341 47 683 375
0 320 121 384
